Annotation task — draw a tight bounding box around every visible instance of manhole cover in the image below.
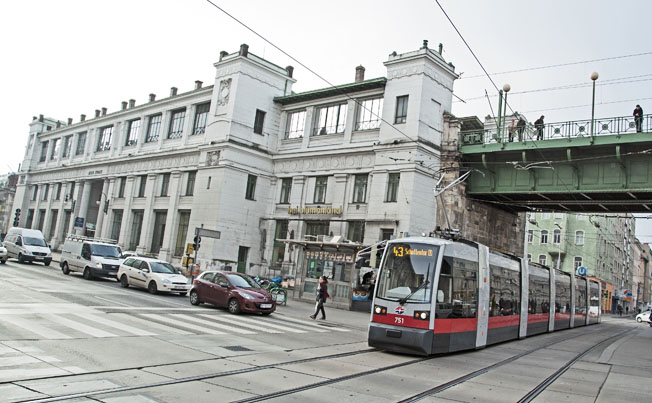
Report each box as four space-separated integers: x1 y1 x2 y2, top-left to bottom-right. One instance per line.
223 346 252 352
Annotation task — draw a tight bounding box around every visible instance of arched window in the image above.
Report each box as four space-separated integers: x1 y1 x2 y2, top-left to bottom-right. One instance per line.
553 229 561 244
575 231 585 245
538 255 547 265
540 230 548 244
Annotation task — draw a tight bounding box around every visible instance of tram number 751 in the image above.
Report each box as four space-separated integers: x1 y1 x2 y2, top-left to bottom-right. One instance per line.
394 317 404 325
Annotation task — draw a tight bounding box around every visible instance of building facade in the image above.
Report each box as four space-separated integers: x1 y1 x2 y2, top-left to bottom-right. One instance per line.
0 173 18 239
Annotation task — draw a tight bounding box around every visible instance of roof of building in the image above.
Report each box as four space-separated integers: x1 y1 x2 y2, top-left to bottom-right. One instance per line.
274 77 387 106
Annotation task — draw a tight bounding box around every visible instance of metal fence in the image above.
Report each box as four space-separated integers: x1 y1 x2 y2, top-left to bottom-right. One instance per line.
461 114 651 146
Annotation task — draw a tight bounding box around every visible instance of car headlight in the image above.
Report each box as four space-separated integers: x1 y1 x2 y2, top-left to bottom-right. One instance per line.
240 293 255 300
162 278 171 284
96 263 103 268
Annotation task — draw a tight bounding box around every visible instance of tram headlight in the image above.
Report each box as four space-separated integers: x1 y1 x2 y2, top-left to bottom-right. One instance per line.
374 305 387 315
413 311 429 320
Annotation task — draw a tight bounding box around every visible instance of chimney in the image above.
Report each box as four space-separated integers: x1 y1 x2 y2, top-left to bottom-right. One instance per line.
32 116 37 121
67 118 73 125
129 99 136 108
121 101 128 110
149 93 156 102
101 107 107 116
219 50 228 61
286 66 294 78
95 109 101 118
438 43 443 55
194 80 203 90
170 87 178 96
39 114 44 122
80 114 86 122
422 39 428 49
355 65 365 82
56 121 61 129
239 43 249 57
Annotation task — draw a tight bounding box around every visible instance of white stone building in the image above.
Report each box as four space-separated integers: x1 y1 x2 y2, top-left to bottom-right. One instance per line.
12 42 458 308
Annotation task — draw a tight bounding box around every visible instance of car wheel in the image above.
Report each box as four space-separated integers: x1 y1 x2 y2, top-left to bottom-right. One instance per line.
17 253 24 264
62 262 70 275
262 312 271 316
148 281 158 295
228 298 241 314
190 291 201 306
120 275 129 288
44 260 51 267
637 317 642 323
83 267 93 280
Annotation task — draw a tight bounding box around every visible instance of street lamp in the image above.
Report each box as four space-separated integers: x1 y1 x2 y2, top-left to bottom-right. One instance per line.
590 72 599 138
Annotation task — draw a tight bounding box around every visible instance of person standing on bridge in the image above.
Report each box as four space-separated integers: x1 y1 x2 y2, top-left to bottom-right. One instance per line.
534 115 545 140
633 104 643 132
508 119 517 142
517 116 526 141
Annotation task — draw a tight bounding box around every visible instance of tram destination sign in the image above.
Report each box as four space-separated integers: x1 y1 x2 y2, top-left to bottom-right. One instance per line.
392 245 435 257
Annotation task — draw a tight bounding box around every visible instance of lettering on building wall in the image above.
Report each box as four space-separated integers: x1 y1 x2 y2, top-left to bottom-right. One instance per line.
288 206 343 215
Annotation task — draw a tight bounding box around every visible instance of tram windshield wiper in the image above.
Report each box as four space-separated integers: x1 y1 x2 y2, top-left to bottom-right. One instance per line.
399 279 430 306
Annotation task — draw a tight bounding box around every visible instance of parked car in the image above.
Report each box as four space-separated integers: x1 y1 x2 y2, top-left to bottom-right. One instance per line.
60 236 123 280
189 270 276 315
2 228 52 265
118 257 190 295
636 310 651 323
0 244 7 264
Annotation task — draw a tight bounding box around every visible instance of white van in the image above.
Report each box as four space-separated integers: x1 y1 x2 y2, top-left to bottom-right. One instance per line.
60 235 123 280
2 228 52 265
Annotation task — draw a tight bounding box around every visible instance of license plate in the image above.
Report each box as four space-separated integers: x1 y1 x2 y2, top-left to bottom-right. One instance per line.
260 303 272 309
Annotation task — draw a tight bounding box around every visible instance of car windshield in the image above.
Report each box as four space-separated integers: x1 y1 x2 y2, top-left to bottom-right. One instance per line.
24 237 47 247
90 244 122 258
150 262 178 274
376 242 439 304
226 274 261 289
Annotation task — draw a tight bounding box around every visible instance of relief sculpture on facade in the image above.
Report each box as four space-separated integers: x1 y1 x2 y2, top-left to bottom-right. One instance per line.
217 79 231 106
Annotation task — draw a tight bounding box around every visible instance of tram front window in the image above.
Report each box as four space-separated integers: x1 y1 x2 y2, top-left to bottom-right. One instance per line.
376 243 439 303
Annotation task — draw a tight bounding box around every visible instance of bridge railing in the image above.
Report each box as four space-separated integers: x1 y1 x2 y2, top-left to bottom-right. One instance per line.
460 114 651 145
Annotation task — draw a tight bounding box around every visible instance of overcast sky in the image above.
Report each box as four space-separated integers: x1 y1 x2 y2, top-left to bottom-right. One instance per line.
2 0 651 242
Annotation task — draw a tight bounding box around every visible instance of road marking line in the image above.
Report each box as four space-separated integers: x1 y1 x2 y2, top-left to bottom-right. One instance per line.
273 315 351 332
0 315 71 339
74 313 156 337
41 314 118 338
214 314 306 334
0 356 41 367
169 314 256 335
140 314 226 335
110 313 191 335
256 316 330 333
199 315 284 334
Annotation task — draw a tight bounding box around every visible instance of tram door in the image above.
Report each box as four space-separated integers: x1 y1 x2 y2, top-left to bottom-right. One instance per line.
554 271 571 330
527 265 550 336
574 278 587 326
588 280 600 324
486 253 521 345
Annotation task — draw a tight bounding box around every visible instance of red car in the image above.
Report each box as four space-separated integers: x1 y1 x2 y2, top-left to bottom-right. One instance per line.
189 270 276 315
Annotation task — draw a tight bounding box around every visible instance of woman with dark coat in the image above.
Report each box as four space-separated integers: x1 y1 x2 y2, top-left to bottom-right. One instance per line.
310 276 330 320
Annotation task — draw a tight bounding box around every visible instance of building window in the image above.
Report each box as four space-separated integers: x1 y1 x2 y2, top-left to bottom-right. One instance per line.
146 114 162 142
527 230 533 244
315 104 346 135
554 212 563 219
313 176 328 203
538 255 547 266
394 95 408 124
381 228 394 241
285 110 306 139
31 185 38 201
356 97 383 130
168 109 186 139
62 135 72 158
575 231 585 245
97 126 113 151
186 171 196 196
42 184 49 201
39 141 48 162
160 173 170 197
542 212 551 219
279 178 292 204
68 182 75 200
138 175 147 197
125 119 140 146
527 254 532 263
540 230 548 244
347 221 365 243
245 175 257 200
353 174 368 203
117 177 126 198
385 173 400 202
574 256 583 269
50 138 60 160
306 221 330 238
129 210 144 251
54 183 61 201
553 229 561 244
192 103 210 135
75 132 87 155
174 211 191 256
577 214 587 220
272 220 289 263
254 109 266 134
110 209 123 242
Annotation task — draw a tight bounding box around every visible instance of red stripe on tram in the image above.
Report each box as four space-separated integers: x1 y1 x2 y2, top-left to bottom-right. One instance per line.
555 312 572 320
433 318 477 334
488 315 520 329
527 313 550 323
372 313 430 329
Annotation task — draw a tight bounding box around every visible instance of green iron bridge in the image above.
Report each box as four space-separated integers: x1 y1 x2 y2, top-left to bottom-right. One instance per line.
459 114 652 213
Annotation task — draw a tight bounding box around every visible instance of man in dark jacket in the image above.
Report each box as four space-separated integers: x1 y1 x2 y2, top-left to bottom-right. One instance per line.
516 116 526 141
534 115 545 140
633 104 643 132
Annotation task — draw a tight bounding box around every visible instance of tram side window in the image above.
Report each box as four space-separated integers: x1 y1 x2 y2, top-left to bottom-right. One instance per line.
489 265 520 317
555 274 571 314
575 281 587 314
528 267 550 314
437 256 478 319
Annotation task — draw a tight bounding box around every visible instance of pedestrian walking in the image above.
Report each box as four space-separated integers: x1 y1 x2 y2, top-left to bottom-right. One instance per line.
617 304 623 316
534 115 545 140
626 305 629 315
517 116 526 141
310 275 330 320
633 104 643 132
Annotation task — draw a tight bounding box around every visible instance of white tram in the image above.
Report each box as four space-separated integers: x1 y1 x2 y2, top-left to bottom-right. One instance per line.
368 237 601 355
